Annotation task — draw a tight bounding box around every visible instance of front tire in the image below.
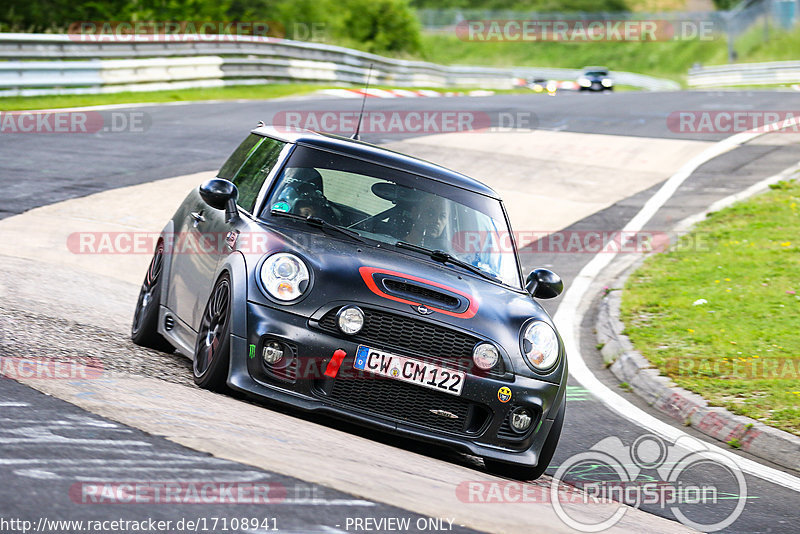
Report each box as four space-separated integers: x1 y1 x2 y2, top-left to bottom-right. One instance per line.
485 401 566 480
193 273 232 391
131 242 173 352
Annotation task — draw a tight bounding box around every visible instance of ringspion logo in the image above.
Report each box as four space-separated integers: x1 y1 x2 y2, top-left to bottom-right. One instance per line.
550 434 747 532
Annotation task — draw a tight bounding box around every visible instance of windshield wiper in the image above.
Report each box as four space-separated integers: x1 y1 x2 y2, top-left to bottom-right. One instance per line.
394 241 499 283
270 210 365 243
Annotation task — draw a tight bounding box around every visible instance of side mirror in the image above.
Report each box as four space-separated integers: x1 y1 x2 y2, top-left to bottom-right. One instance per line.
525 268 563 299
199 178 239 223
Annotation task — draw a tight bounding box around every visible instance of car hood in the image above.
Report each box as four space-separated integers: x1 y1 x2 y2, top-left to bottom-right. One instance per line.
241 221 560 376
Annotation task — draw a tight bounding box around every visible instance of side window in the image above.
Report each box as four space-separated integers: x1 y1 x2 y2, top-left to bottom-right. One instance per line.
218 134 260 181
218 134 286 213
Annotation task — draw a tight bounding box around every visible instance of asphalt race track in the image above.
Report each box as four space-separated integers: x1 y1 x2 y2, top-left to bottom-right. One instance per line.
1 90 800 533
3 90 800 218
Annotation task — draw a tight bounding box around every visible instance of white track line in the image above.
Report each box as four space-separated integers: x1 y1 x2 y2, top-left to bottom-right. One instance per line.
553 119 800 493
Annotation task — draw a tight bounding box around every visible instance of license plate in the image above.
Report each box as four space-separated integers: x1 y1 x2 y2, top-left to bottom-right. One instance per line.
353 345 465 396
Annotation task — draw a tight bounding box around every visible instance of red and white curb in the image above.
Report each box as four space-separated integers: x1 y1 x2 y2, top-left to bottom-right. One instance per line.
317 88 495 98
514 78 582 91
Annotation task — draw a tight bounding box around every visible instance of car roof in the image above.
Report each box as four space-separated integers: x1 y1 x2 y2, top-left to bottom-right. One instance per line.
251 125 500 199
583 66 609 72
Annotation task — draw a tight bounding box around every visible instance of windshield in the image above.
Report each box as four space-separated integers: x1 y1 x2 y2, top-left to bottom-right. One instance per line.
262 144 522 288
584 70 608 77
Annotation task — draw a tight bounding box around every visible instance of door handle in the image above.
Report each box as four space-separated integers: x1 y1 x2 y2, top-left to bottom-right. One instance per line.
190 211 205 227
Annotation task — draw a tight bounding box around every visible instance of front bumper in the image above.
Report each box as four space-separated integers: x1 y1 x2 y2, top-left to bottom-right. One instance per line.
227 301 566 465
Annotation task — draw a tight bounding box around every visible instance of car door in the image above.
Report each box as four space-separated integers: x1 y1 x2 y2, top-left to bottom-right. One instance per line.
168 134 288 333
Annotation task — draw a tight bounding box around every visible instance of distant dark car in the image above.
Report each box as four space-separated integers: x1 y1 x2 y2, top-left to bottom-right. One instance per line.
131 126 568 480
578 66 614 92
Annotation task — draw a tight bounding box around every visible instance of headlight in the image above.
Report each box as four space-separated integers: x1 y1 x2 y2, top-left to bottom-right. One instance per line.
260 253 310 301
473 342 499 370
578 77 591 87
601 78 613 87
521 321 559 371
337 306 365 335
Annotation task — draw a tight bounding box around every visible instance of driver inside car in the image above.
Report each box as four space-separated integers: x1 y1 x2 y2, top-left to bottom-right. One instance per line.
293 198 318 218
404 193 450 250
273 167 337 222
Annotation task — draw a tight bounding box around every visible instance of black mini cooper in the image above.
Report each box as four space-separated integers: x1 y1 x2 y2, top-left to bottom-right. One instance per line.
132 125 567 480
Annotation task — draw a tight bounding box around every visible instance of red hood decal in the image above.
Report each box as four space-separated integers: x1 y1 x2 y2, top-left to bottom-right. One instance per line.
358 266 479 319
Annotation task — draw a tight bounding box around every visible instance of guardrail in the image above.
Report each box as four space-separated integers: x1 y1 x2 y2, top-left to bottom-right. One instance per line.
688 60 800 87
0 32 678 96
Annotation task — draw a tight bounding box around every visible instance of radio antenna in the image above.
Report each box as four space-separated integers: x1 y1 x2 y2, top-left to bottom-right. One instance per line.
351 63 373 141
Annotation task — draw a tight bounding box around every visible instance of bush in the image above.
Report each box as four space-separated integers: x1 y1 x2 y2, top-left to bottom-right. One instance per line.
335 0 422 54
0 0 423 55
410 0 629 11
1 0 232 32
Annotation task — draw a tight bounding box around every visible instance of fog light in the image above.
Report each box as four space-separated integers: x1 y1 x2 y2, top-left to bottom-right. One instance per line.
510 407 533 433
337 306 364 335
472 342 499 370
262 341 284 364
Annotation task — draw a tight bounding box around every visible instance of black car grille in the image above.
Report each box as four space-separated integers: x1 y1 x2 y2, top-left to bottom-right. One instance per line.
382 279 461 310
317 307 506 377
325 373 490 435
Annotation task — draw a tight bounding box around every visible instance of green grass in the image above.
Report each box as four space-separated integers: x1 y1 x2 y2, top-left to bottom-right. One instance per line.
621 177 800 436
0 83 534 111
726 22 800 64
4 21 800 110
4 23 800 111
420 34 727 83
420 24 800 84
0 84 328 111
